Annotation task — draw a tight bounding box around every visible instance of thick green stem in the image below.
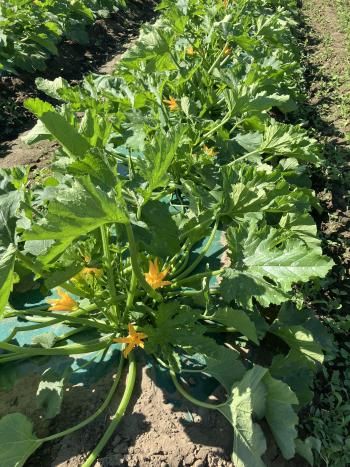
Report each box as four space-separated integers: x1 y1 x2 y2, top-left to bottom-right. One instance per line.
0 336 112 357
125 270 138 314
165 288 219 298
175 218 219 281
4 319 63 343
171 269 224 288
200 112 231 143
170 369 225 409
12 309 112 333
82 354 137 467
55 327 89 343
169 239 191 265
42 356 124 442
178 218 213 241
227 148 260 166
169 248 191 278
207 42 228 74
125 223 162 301
5 305 96 319
100 225 120 322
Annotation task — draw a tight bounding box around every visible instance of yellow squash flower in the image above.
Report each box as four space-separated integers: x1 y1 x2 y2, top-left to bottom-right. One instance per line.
203 145 218 157
163 96 178 111
144 258 171 289
223 45 232 56
47 288 78 312
186 46 195 56
114 324 148 358
223 0 229 8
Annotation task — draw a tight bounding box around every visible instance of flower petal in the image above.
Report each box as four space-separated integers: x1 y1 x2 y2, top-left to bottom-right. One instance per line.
123 343 135 358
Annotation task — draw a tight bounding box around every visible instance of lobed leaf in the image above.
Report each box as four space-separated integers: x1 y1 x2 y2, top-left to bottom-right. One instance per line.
0 413 43 467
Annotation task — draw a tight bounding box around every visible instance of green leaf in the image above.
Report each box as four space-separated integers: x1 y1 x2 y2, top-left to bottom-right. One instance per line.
24 177 128 241
144 302 207 358
22 120 53 145
136 200 180 257
221 164 314 219
263 373 298 460
35 77 68 100
0 413 43 467
0 191 21 248
121 27 176 72
0 245 17 319
32 34 58 55
234 132 262 153
276 303 334 354
223 88 289 116
138 127 185 202
270 351 314 406
32 332 58 349
24 98 90 158
67 150 118 190
200 343 246 392
44 262 83 290
210 307 259 344
219 221 333 308
36 368 71 419
295 437 320 466
220 268 288 309
271 325 324 365
143 302 245 388
279 213 321 248
218 366 268 467
258 123 321 164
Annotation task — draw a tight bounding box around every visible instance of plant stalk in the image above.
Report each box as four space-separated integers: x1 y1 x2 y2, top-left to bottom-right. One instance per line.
100 225 120 322
170 369 226 409
42 355 124 442
82 353 137 467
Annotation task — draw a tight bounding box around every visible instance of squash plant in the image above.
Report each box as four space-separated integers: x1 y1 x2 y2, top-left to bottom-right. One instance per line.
0 0 333 466
0 0 126 74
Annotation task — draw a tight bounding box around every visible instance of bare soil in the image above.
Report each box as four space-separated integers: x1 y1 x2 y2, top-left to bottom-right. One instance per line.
2 355 302 467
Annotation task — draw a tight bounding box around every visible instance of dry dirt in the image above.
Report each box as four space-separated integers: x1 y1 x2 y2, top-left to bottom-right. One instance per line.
2 355 301 467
